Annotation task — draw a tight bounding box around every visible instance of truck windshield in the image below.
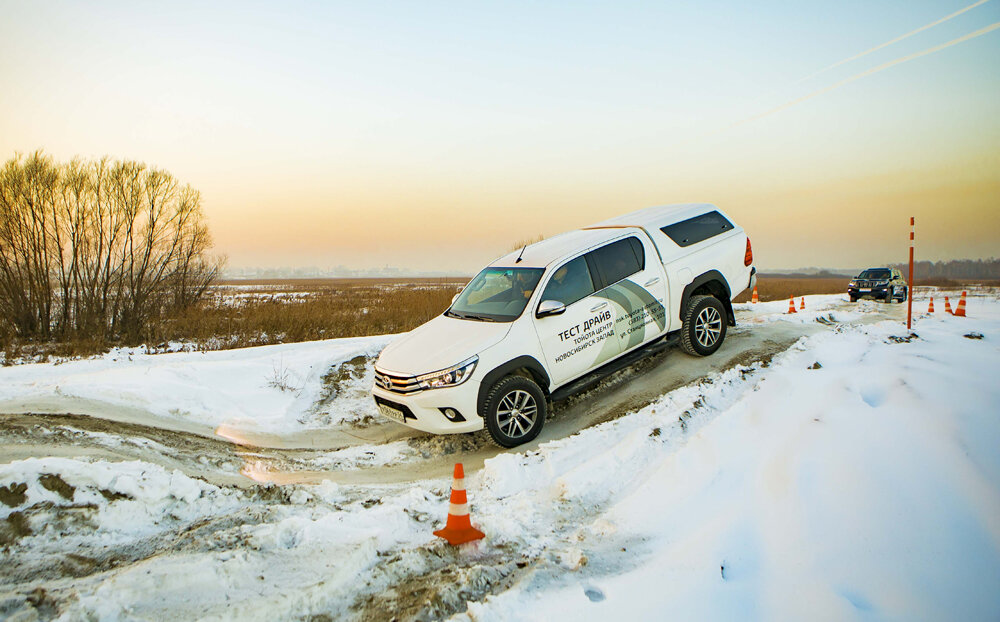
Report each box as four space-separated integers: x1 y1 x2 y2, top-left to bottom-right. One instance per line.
447 267 544 322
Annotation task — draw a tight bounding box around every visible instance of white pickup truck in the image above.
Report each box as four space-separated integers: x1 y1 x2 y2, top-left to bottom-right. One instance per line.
372 203 756 447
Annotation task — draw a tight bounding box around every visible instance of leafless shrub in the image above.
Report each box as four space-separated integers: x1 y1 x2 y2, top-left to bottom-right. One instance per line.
0 151 224 345
267 358 299 393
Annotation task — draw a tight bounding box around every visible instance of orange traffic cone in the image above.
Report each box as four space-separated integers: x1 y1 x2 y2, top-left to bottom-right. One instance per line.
954 291 967 317
433 463 485 545
752 286 759 304
944 297 953 314
787 296 797 314
927 297 935 313
800 297 805 310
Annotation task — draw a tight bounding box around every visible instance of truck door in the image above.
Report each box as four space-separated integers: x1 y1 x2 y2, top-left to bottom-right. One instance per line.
589 235 668 354
533 255 619 387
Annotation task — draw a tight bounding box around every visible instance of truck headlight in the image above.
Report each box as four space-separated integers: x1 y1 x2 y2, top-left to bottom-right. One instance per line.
848 281 856 287
415 356 478 390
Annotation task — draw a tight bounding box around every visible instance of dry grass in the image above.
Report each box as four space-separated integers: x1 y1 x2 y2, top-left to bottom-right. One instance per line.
2 278 467 363
509 235 546 252
158 282 461 349
9 273 996 364
213 277 463 290
159 280 467 348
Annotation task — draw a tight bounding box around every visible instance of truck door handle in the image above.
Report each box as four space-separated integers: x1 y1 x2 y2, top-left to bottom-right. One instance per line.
590 302 608 313
644 277 660 287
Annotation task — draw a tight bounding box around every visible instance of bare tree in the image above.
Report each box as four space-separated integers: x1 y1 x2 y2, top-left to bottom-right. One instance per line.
0 151 224 345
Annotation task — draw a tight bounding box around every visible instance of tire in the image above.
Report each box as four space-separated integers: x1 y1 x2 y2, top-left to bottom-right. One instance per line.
680 295 727 357
901 287 908 303
849 295 858 303
483 375 546 448
886 286 895 303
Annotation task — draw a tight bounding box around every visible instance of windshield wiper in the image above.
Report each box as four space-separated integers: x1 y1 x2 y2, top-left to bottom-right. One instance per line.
467 314 498 322
446 310 496 322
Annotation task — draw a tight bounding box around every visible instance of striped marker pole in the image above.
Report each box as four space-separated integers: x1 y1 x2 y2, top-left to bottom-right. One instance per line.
433 463 485 545
907 217 914 330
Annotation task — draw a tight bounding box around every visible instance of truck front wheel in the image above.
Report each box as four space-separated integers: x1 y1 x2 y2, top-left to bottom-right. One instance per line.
483 375 546 448
680 295 727 357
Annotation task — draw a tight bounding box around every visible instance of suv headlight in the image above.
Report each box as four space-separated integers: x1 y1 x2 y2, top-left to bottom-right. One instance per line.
415 356 478 390
849 281 856 287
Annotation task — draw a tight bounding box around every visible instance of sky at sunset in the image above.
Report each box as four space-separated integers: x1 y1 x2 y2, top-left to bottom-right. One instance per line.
1 0 998 274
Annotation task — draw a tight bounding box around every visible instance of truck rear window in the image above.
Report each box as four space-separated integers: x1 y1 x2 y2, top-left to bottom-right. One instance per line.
660 211 734 247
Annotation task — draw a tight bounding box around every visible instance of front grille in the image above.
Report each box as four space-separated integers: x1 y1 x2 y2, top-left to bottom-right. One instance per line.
374 369 423 395
855 280 886 288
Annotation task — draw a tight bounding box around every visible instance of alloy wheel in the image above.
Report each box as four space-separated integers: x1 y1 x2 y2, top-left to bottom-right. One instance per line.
496 390 538 439
695 307 723 348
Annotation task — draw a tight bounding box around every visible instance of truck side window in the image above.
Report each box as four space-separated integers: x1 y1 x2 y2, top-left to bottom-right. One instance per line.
589 238 643 288
660 210 734 247
541 256 595 307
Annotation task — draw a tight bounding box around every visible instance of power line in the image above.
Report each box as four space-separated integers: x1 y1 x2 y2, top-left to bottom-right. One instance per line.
722 21 1000 132
800 0 994 82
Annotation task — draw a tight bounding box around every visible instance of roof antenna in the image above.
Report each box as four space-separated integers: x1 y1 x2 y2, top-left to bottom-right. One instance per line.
515 244 527 263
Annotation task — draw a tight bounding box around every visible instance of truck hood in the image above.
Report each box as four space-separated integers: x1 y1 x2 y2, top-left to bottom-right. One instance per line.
376 314 512 376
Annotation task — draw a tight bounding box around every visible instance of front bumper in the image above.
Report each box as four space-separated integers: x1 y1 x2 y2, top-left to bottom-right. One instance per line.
848 286 891 300
371 380 484 435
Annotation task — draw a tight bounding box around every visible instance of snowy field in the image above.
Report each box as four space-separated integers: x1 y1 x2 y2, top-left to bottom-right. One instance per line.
1 291 998 621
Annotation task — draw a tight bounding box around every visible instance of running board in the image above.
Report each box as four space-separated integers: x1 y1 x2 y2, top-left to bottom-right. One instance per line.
549 332 680 402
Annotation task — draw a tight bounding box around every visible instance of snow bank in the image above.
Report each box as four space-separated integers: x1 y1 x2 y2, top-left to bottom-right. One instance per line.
0 335 393 435
459 305 1000 620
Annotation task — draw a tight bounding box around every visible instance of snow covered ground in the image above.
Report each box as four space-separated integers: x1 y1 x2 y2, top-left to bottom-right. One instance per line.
0 335 393 435
1 292 998 620
461 300 1000 621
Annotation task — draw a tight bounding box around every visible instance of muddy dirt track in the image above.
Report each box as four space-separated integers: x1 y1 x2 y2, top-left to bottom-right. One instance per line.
0 302 892 488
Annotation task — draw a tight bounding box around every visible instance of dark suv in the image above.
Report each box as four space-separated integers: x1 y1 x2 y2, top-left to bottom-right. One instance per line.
848 268 908 303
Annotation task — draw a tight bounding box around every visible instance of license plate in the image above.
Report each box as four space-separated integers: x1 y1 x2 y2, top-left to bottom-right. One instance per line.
859 289 870 292
378 403 405 423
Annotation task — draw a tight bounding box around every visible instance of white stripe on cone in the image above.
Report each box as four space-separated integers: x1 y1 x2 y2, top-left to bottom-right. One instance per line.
449 503 469 515
452 478 465 491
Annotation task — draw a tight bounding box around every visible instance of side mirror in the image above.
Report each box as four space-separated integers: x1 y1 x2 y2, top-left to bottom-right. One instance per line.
451 293 460 304
536 300 566 318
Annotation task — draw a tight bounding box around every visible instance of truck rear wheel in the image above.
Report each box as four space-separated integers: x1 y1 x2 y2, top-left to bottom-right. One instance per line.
680 295 727 357
483 375 546 448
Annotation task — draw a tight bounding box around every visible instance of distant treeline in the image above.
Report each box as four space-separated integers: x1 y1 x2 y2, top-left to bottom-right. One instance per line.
889 259 1000 280
762 260 1000 281
0 151 222 344
758 270 852 279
